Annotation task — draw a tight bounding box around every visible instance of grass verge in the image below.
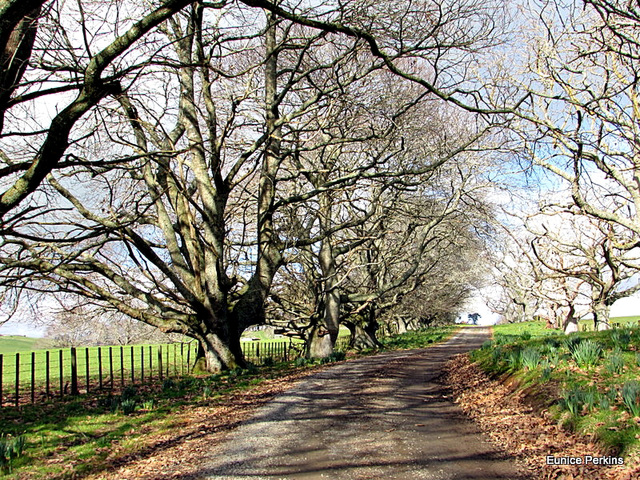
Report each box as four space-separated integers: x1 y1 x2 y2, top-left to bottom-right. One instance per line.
472 321 640 461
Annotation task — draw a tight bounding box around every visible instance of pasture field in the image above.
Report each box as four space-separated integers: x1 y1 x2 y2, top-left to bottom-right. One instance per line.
0 336 53 355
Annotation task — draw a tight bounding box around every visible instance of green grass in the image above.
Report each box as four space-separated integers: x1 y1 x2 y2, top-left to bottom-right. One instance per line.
380 325 457 350
472 323 640 458
0 337 54 355
0 325 454 478
492 320 556 338
1 342 198 397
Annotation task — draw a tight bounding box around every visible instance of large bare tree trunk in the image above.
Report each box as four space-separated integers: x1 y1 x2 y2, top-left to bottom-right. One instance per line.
192 327 245 373
347 309 382 351
308 237 340 358
563 304 579 334
594 302 611 331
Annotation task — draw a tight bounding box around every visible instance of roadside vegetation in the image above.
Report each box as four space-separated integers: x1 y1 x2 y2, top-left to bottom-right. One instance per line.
472 320 640 459
0 326 455 478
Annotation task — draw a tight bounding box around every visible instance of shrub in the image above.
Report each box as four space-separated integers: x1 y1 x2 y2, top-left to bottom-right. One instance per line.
521 347 541 369
622 381 640 417
561 388 584 416
329 351 346 362
262 356 275 367
571 340 602 368
506 349 521 370
562 335 582 353
294 357 309 367
545 347 561 367
202 386 213 399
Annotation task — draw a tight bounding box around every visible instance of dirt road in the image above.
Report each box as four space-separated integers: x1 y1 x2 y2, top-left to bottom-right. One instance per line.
197 327 529 480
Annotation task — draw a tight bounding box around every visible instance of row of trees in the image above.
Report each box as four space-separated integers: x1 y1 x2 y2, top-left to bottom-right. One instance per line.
0 0 638 369
0 0 504 371
490 0 640 332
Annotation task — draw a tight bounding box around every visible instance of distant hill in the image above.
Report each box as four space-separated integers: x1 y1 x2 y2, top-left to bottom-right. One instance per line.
0 335 54 354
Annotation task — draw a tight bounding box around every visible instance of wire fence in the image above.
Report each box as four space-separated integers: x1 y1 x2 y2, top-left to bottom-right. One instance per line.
0 342 198 407
0 336 351 408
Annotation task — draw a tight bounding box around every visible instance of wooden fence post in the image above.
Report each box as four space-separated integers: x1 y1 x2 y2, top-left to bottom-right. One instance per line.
120 346 125 386
46 351 50 398
158 346 163 381
0 353 3 407
31 352 35 403
85 348 90 393
186 343 191 372
130 346 135 384
149 346 153 381
70 347 78 395
141 346 145 383
15 352 19 407
180 343 184 375
98 347 103 390
59 350 63 398
109 347 114 389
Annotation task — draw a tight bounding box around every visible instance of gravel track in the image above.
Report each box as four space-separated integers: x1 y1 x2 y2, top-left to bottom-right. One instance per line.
195 327 530 480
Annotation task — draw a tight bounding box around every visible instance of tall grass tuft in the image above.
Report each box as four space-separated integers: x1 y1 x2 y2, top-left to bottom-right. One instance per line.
0 434 26 474
622 381 640 417
571 340 602 368
611 329 631 349
521 347 541 370
605 349 625 374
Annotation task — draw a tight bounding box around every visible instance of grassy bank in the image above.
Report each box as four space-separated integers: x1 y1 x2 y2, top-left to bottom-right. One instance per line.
472 321 640 460
0 325 455 478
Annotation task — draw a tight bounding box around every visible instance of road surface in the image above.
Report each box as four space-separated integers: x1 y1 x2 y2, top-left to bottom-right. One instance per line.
196 327 529 480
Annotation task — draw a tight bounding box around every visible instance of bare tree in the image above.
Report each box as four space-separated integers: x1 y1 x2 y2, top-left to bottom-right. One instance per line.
527 209 640 330
0 0 515 370
513 0 640 255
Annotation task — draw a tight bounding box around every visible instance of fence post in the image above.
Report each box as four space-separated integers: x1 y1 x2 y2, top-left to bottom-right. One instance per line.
15 352 19 407
180 343 184 375
158 346 163 381
59 350 63 398
0 353 3 407
130 346 135 384
46 351 50 398
141 346 145 383
149 346 153 381
31 351 35 403
186 343 191 373
120 346 124 386
85 348 90 393
70 347 78 395
109 347 114 389
98 347 103 390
